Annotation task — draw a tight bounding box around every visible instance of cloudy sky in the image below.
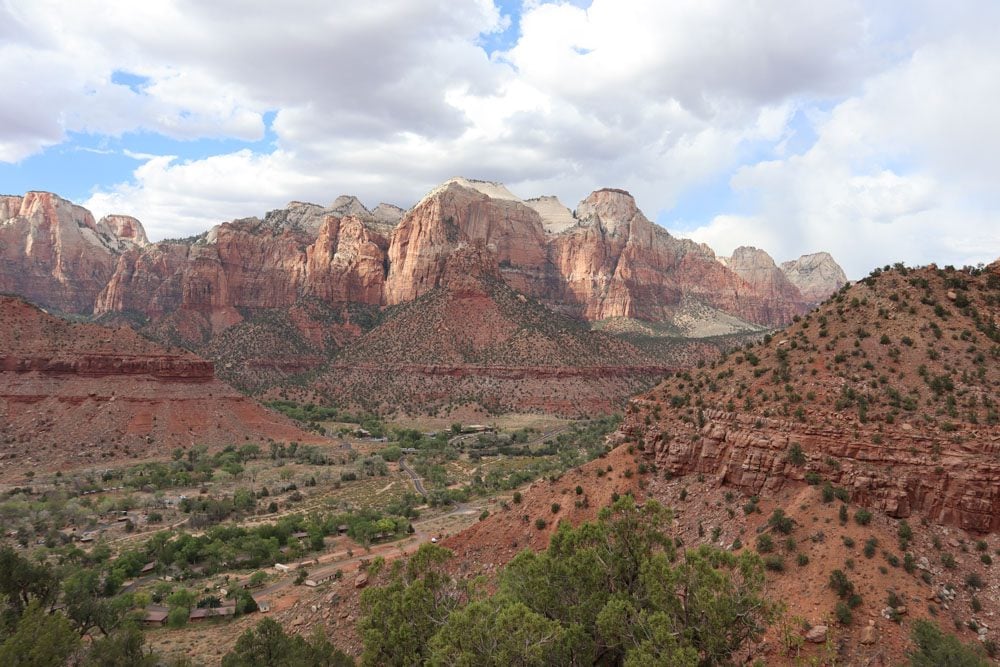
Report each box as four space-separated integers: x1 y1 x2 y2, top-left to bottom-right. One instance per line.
1 0 998 276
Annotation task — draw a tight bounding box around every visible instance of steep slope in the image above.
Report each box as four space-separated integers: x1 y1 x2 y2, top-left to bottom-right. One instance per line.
95 206 390 336
386 180 816 328
0 192 146 313
312 244 720 416
0 295 324 479
622 261 1000 532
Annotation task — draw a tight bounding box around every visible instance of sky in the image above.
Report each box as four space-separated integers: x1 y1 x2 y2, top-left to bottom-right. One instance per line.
1 1 998 277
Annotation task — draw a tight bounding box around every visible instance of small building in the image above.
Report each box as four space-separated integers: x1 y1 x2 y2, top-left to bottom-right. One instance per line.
253 596 271 613
292 531 309 541
189 606 236 622
140 561 157 575
274 563 292 573
142 607 169 626
337 524 349 535
304 567 340 587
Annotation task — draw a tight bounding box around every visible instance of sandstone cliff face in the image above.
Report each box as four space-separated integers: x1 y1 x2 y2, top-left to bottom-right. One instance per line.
97 214 149 248
96 210 390 336
0 192 145 313
384 181 549 304
7 184 841 336
721 246 810 324
549 190 808 325
382 181 819 328
781 251 849 303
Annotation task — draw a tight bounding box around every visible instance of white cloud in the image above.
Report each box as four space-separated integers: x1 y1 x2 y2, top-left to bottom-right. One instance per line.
684 22 1000 277
2 0 999 275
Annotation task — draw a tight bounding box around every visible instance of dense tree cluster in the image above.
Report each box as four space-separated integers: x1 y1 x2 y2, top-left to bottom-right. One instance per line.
359 496 777 665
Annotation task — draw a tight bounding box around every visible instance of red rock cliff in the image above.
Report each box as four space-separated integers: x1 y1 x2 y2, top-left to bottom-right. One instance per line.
0 192 145 313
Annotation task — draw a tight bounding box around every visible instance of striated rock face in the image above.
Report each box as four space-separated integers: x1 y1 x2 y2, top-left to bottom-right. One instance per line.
722 246 809 324
316 242 710 416
0 192 146 313
97 214 149 248
549 190 808 325
384 181 549 304
96 210 390 336
781 251 848 303
7 183 841 336
0 295 324 479
385 182 818 327
621 263 1000 532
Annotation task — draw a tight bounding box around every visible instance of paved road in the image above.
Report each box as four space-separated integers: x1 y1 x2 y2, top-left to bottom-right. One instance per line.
399 459 427 496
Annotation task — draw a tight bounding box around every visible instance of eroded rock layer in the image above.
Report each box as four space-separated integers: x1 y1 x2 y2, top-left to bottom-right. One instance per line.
621 262 1000 532
0 295 323 478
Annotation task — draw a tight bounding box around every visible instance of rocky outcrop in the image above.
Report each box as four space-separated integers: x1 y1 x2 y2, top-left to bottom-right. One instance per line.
721 246 809 324
629 406 1000 533
96 212 390 336
549 190 808 325
97 214 149 248
384 181 549 304
622 263 1000 533
780 252 848 303
0 295 323 479
0 192 145 313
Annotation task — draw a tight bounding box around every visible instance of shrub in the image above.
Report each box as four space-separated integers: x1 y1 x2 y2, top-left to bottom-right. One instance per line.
768 509 794 535
834 601 853 625
534 518 547 530
764 555 785 572
941 553 957 569
797 553 809 567
965 572 984 590
898 520 913 542
786 443 806 466
829 569 854 598
854 509 872 526
756 534 775 554
550 503 560 514
864 537 878 558
512 492 522 504
821 483 835 503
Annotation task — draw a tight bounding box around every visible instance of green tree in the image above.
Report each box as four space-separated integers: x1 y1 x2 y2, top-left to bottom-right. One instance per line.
427 599 571 666
222 618 352 666
62 568 129 636
364 496 776 665
83 622 159 666
358 543 458 666
0 547 60 623
907 619 988 666
0 601 80 666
